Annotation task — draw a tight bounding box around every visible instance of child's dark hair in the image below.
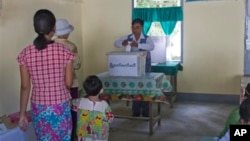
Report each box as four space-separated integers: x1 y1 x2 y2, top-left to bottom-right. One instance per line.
33 9 56 51
83 75 103 96
240 97 250 123
132 18 144 26
245 83 250 97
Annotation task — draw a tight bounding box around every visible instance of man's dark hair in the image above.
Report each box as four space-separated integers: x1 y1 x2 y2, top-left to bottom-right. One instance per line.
83 75 103 96
132 18 144 26
240 97 250 123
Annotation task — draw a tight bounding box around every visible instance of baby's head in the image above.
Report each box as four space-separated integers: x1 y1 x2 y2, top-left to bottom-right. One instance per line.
83 75 103 97
240 97 250 124
55 19 74 38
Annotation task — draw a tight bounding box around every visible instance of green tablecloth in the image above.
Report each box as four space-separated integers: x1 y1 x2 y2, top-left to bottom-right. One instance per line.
79 72 172 103
151 61 183 76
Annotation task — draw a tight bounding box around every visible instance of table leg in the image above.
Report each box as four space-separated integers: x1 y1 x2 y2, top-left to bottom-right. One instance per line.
149 102 153 135
126 101 130 107
174 75 177 92
157 102 161 126
170 75 177 108
170 75 177 92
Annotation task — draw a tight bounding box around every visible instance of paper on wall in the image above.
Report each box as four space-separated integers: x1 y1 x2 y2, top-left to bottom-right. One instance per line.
246 39 250 50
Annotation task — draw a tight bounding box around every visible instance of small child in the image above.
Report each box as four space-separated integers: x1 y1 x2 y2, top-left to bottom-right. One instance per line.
72 75 114 141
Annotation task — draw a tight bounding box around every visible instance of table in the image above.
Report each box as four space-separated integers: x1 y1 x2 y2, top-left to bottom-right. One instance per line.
97 72 172 102
0 123 36 141
151 61 183 108
80 72 172 135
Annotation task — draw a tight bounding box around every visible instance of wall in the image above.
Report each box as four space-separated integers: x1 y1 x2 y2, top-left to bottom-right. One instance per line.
0 0 83 115
81 0 129 76
182 0 244 94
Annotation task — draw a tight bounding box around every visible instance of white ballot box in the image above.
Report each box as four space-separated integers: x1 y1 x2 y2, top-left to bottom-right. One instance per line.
107 51 146 77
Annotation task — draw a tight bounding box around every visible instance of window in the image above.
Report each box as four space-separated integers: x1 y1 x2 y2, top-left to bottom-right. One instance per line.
133 0 183 62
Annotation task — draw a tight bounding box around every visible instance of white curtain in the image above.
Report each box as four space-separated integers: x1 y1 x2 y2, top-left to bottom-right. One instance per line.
150 36 170 63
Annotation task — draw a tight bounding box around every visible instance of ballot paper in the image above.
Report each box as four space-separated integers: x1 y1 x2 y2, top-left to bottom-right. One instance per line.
125 45 131 52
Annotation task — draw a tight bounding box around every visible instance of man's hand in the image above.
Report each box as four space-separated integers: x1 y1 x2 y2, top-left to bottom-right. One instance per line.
130 40 138 48
122 40 129 47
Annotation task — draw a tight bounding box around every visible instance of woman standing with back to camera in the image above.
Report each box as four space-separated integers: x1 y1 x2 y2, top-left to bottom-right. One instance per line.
17 9 75 141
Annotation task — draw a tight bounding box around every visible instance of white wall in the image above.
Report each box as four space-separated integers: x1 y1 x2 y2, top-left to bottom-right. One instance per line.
182 0 244 94
0 0 83 115
81 0 130 75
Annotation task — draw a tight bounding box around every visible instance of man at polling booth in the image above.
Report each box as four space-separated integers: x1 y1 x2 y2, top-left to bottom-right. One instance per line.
114 18 155 117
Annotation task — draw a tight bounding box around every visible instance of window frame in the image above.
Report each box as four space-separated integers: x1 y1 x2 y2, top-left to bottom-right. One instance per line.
244 0 250 75
132 0 184 62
